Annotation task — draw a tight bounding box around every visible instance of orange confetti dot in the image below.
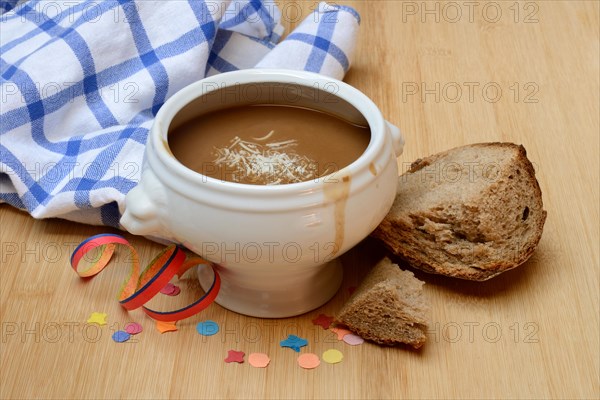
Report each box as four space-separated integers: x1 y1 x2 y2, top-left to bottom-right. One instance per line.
248 353 270 368
331 327 353 340
297 353 320 369
155 320 177 333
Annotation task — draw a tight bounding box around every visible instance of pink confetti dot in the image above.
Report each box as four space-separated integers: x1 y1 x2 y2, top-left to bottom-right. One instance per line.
125 322 143 335
343 333 364 346
160 283 176 295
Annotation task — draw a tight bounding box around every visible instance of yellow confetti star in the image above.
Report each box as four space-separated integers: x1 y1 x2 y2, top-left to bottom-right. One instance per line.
87 312 107 326
155 320 177 334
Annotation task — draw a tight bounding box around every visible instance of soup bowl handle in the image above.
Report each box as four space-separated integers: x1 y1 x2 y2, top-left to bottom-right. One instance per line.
385 120 404 157
121 168 170 238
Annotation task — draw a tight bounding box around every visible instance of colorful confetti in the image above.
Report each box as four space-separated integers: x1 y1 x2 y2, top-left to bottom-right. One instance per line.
160 282 176 295
87 312 107 326
224 350 245 364
124 322 143 335
343 333 364 346
196 320 220 336
156 320 177 333
331 327 353 340
280 334 308 352
168 286 181 296
311 314 334 330
112 330 130 343
248 353 270 368
322 349 343 364
297 353 320 369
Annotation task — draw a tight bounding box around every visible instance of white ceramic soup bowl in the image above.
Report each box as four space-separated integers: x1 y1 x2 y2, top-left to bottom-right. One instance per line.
120 69 404 318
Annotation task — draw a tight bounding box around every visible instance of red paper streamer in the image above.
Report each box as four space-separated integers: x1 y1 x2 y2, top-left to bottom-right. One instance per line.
70 233 220 321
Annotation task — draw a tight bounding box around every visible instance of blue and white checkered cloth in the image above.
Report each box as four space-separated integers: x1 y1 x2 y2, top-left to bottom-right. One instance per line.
0 0 360 227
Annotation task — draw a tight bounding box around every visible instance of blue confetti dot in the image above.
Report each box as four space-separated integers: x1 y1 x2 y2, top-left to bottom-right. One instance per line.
112 330 130 343
196 320 219 336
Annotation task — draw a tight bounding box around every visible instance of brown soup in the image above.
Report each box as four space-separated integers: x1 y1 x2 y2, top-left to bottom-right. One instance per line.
168 104 370 185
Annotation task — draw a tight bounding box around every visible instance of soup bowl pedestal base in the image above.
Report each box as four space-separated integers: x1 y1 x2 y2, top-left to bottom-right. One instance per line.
196 259 343 318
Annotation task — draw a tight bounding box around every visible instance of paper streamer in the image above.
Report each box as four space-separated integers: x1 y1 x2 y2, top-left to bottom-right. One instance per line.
70 233 220 322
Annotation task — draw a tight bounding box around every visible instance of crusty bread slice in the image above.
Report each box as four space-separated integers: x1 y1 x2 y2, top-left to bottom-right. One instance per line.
335 257 429 349
371 142 546 280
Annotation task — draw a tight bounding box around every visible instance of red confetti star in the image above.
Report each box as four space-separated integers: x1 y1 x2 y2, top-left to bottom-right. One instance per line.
312 313 334 330
224 350 245 364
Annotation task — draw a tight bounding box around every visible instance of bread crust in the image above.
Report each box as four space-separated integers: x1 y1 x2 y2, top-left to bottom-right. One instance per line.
372 143 547 281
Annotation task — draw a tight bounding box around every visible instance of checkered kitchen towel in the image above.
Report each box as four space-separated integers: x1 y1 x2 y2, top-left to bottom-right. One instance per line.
0 0 360 227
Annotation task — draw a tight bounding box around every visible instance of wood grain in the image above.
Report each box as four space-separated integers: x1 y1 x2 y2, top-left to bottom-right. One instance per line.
1 1 598 399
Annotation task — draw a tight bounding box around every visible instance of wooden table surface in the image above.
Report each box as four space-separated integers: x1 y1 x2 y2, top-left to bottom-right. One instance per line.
1 1 598 399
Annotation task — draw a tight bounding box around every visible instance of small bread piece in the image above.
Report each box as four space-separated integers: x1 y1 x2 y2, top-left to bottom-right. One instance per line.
335 257 429 349
371 142 547 280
